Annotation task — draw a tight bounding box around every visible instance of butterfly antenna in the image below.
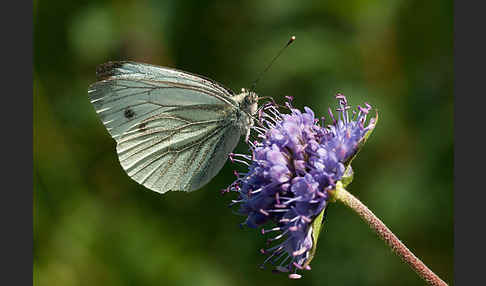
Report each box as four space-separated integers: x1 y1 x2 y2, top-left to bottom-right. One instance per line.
250 35 296 91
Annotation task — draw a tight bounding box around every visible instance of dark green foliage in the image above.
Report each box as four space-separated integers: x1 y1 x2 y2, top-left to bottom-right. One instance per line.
34 0 453 285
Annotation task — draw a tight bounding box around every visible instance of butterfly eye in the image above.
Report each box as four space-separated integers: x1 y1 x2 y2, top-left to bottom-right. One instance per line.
244 92 258 106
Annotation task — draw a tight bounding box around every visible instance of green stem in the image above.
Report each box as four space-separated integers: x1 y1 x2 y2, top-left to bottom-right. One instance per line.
331 182 448 286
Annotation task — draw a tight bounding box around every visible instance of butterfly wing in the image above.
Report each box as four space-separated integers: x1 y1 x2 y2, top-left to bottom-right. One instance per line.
88 61 241 194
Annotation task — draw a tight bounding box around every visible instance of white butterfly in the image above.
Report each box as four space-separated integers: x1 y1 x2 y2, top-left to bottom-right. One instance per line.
88 61 258 194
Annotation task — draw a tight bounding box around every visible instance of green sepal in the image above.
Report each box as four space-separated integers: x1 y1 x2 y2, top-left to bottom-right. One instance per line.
341 165 354 188
303 205 328 268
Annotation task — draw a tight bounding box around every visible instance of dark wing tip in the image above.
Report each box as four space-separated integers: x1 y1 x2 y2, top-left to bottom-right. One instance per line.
96 61 127 80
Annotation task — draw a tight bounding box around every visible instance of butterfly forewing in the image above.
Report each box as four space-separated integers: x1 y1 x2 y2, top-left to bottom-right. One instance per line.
88 61 242 193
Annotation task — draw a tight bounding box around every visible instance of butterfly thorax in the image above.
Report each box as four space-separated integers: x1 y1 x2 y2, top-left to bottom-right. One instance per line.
232 90 258 141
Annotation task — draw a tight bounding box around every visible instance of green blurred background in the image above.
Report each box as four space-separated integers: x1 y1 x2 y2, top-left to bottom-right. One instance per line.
34 0 453 285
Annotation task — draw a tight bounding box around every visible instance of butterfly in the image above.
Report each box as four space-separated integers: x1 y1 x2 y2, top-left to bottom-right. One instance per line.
88 61 258 194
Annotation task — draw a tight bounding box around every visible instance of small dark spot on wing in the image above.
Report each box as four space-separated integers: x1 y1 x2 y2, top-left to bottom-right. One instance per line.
124 108 135 118
96 61 126 80
138 122 147 131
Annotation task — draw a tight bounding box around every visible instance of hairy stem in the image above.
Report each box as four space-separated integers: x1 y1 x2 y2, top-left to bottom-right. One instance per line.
331 182 448 286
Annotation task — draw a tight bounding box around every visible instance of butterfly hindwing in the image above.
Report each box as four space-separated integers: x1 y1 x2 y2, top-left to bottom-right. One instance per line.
88 61 242 193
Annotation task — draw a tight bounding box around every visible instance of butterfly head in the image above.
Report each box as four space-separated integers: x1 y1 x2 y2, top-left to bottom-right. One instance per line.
233 88 259 142
239 88 259 116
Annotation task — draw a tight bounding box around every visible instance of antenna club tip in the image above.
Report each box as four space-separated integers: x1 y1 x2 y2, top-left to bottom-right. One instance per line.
287 36 296 46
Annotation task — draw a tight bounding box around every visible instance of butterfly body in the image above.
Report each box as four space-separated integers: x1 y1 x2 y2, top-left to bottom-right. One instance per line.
89 61 258 194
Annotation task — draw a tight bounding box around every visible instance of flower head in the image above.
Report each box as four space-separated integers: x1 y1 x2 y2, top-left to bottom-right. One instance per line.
226 94 376 278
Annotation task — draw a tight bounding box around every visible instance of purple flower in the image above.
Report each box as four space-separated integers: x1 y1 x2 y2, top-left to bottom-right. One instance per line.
226 94 376 278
